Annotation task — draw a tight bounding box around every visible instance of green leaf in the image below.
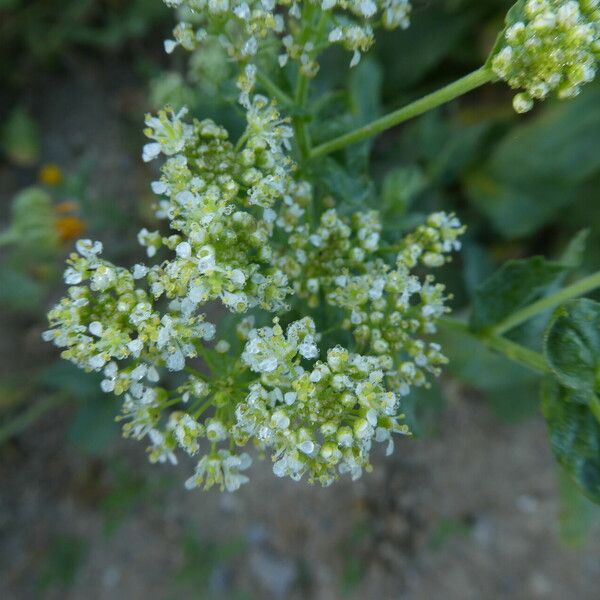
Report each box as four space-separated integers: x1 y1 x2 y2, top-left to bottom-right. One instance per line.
544 299 600 398
470 256 567 331
541 379 600 504
466 84 600 238
378 9 479 92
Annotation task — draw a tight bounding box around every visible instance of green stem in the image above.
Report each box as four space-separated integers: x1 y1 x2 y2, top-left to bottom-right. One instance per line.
492 270 600 336
310 66 495 159
440 317 550 375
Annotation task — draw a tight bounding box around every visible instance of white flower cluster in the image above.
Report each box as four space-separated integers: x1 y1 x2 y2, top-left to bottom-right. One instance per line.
140 100 297 315
43 100 302 492
163 0 412 78
235 317 408 485
44 0 467 493
492 0 600 112
277 210 464 395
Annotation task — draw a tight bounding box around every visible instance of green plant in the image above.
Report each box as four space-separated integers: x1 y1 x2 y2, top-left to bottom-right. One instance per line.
43 0 600 503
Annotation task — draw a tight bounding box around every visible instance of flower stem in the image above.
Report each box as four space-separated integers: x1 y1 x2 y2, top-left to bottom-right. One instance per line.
492 270 600 336
309 66 495 158
440 317 550 375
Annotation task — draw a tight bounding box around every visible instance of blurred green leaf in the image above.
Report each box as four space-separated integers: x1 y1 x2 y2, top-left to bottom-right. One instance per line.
544 299 600 400
470 256 567 331
541 379 600 504
467 85 600 237
378 9 479 92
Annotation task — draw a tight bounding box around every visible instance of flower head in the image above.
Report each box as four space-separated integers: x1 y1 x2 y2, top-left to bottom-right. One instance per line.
492 0 600 112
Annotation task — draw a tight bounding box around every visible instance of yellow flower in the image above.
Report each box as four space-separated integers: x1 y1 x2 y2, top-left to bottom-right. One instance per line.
39 163 63 187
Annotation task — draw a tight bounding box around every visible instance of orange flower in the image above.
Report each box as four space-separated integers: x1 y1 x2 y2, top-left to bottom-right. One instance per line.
55 216 86 243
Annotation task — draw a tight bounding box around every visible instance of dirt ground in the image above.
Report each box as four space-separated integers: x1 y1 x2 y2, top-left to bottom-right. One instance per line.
1 59 600 600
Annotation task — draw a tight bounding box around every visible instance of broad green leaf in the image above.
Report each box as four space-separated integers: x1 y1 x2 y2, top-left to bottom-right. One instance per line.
489 85 600 184
466 173 583 239
470 256 567 331
541 379 600 504
544 299 600 398
378 9 479 92
466 84 600 238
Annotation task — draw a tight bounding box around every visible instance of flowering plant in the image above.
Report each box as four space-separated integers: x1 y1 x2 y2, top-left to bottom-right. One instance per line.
45 0 600 502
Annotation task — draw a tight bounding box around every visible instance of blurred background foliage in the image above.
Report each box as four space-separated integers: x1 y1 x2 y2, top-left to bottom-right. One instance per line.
1 0 600 595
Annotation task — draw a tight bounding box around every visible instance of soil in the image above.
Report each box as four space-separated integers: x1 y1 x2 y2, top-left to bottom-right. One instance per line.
1 57 599 600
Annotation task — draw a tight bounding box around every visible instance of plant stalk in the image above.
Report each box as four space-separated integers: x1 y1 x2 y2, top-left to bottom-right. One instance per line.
440 317 550 375
309 66 494 159
492 270 600 335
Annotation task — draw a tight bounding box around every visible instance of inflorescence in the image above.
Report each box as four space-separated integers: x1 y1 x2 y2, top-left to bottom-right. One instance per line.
492 0 600 112
164 0 412 104
44 97 464 490
46 0 595 492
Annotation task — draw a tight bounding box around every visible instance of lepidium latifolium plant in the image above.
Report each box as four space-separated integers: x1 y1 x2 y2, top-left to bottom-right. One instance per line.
45 0 600 499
